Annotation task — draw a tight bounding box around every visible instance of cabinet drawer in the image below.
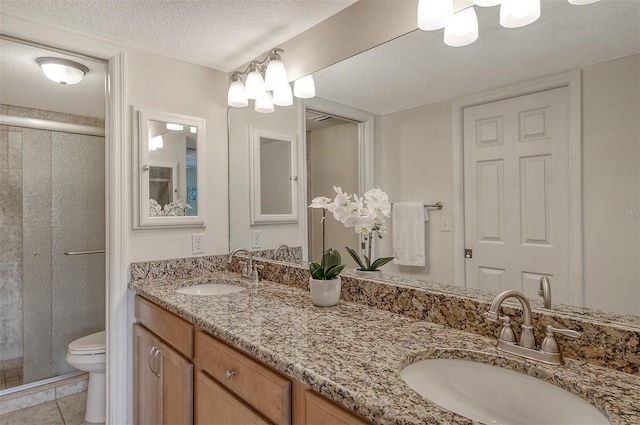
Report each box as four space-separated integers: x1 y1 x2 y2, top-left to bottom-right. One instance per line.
196 371 270 425
135 295 194 359
196 331 291 425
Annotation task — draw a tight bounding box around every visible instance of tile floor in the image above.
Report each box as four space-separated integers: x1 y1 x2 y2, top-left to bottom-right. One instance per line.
0 391 100 425
0 359 23 391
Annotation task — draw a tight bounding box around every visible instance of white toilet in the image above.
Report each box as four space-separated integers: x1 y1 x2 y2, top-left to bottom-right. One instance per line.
66 330 106 423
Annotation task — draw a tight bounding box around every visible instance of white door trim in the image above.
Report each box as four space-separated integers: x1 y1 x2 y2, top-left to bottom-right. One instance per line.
300 98 375 262
451 71 583 306
1 13 130 424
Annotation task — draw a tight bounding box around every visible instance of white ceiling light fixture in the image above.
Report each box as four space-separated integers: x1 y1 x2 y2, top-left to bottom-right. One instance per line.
293 75 315 99
444 7 479 47
166 123 183 131
417 0 454 30
36 57 89 85
227 48 314 113
500 0 541 28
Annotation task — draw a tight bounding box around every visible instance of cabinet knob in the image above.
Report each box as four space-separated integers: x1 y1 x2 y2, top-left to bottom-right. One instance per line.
225 369 236 379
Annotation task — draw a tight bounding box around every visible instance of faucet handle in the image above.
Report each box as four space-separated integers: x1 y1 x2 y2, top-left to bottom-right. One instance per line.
541 325 580 354
238 260 248 275
498 316 517 344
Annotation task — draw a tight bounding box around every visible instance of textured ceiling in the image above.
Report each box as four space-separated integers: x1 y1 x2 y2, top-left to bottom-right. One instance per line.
313 0 640 115
0 0 356 72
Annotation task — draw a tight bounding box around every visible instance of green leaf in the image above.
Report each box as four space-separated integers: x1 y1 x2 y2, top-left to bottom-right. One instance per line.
309 262 324 279
364 254 371 269
322 248 342 269
369 256 395 271
345 246 366 269
325 264 345 280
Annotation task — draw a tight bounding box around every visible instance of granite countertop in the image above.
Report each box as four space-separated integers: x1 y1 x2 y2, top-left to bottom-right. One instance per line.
129 272 640 425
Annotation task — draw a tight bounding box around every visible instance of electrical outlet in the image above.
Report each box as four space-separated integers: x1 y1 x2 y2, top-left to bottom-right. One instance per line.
251 230 262 249
441 217 451 232
192 233 204 254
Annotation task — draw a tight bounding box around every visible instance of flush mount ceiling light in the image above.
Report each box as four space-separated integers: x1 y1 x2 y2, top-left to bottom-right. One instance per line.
419 0 600 46
36 57 89 85
166 123 183 131
227 48 315 113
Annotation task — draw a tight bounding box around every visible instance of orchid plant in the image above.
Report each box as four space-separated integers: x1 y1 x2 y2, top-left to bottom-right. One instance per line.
307 199 345 280
310 187 394 272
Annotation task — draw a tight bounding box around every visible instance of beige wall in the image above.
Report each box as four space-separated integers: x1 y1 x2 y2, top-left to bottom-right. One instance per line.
228 100 302 251
308 122 360 267
376 101 453 282
126 48 229 262
374 55 640 314
582 55 639 314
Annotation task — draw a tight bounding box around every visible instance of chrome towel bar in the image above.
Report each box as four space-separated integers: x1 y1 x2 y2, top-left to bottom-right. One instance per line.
64 249 105 256
391 202 443 210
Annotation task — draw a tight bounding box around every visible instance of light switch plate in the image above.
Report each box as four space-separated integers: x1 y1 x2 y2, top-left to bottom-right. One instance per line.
441 217 451 232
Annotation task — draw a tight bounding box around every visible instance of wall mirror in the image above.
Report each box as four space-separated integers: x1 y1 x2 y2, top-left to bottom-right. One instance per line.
227 0 639 318
135 108 206 228
249 128 298 224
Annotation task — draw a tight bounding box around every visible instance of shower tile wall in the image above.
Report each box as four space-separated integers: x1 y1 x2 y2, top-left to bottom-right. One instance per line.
0 115 23 363
0 104 105 386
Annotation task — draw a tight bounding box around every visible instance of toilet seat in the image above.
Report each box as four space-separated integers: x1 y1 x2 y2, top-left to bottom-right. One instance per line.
68 330 106 355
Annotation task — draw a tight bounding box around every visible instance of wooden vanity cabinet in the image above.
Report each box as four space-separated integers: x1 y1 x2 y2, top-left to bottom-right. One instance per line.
300 389 372 425
134 296 194 425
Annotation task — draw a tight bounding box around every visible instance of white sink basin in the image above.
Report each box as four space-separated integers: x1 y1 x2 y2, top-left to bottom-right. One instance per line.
175 283 245 296
400 359 609 425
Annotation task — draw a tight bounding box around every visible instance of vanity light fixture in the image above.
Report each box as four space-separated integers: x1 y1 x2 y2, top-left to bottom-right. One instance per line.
420 0 600 46
36 57 89 85
227 48 315 113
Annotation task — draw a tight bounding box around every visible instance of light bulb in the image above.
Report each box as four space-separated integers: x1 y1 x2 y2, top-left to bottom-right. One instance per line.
500 0 540 28
227 79 248 107
474 0 501 7
568 0 599 4
444 7 479 47
245 64 266 99
294 75 315 98
273 84 293 106
255 92 274 113
265 59 288 91
417 0 454 31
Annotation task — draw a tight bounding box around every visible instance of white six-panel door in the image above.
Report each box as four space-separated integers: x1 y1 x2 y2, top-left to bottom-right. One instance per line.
463 87 570 303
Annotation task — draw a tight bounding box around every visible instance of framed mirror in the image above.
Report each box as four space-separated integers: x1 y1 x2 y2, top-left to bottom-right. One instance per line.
249 128 298 224
135 108 206 228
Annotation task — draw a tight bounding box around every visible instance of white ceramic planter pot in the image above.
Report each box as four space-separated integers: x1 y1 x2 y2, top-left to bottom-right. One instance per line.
309 277 342 307
353 269 383 279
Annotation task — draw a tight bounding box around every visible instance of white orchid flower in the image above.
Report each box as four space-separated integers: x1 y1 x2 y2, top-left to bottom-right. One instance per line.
309 196 334 210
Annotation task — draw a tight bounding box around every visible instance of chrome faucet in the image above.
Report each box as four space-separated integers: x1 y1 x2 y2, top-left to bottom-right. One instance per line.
538 276 552 309
227 248 263 282
485 289 580 365
273 244 290 260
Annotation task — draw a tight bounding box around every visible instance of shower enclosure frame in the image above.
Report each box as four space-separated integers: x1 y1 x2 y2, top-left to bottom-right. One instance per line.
0 15 129 424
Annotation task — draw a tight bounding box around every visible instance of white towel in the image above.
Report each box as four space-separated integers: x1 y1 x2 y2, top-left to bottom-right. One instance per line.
392 202 428 266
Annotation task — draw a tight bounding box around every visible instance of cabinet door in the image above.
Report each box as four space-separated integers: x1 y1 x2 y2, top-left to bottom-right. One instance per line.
134 324 160 425
159 340 194 425
196 371 270 425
